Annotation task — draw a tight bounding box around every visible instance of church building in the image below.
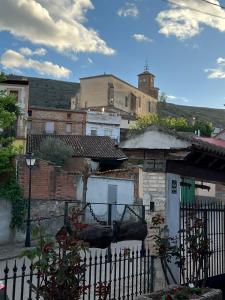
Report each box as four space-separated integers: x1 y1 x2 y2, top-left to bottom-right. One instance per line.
75 66 159 116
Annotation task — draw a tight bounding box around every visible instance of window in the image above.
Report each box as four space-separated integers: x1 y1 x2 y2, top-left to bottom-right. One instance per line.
28 109 32 117
138 98 141 108
66 123 72 133
45 121 54 134
91 127 97 136
104 128 113 137
125 96 128 107
67 113 71 120
10 90 19 101
148 101 151 112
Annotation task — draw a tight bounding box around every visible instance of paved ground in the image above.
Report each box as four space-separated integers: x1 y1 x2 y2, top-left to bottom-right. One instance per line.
0 243 27 261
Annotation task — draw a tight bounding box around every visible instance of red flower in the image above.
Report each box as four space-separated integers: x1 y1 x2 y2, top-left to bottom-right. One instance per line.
43 243 53 253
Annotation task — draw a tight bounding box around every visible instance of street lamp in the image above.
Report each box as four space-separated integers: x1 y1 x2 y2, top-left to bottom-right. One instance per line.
25 152 36 247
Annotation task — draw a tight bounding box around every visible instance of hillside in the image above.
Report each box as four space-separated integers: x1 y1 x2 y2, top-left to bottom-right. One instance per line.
158 102 225 128
7 75 80 109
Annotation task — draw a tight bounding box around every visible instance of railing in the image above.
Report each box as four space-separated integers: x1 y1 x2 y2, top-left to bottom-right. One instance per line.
0 249 155 300
180 202 225 284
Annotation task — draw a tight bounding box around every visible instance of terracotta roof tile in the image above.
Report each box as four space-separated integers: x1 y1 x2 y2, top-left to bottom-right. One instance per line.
27 134 127 160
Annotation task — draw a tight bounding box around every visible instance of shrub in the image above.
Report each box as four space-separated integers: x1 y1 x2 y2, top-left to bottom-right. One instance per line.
36 138 73 166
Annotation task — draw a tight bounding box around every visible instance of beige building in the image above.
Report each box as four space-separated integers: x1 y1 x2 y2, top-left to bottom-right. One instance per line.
0 76 29 152
78 70 158 116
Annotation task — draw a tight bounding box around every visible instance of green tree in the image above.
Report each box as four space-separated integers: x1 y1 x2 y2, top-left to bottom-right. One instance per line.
159 92 167 103
130 113 213 137
0 72 26 229
0 72 20 173
36 138 73 166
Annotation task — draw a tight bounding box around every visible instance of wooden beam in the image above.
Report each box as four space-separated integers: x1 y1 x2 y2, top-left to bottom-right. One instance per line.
166 160 225 183
194 153 205 164
208 158 218 168
219 163 225 170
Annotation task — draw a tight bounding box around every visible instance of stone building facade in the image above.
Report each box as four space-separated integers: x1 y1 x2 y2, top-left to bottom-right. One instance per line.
79 73 158 116
27 106 86 135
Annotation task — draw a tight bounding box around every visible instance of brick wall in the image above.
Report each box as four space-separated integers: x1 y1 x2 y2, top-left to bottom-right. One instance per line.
28 107 86 135
18 158 75 200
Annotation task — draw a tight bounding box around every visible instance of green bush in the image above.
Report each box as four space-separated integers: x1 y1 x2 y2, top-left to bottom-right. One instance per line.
36 138 73 166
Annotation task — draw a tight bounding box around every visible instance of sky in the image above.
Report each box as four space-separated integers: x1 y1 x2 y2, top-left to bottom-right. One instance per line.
1 0 225 109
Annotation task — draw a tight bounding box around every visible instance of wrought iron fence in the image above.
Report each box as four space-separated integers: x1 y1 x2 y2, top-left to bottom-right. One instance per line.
0 248 155 300
180 202 225 284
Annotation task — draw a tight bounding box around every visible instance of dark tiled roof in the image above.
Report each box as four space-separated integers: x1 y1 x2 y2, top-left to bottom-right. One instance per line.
27 134 127 160
7 75 80 109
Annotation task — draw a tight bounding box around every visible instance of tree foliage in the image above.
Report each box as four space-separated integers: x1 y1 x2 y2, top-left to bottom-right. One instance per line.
0 72 20 173
130 113 213 137
159 92 168 103
36 138 74 166
0 72 26 229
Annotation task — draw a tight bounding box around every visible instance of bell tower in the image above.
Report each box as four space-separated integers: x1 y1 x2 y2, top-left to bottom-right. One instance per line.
138 63 159 100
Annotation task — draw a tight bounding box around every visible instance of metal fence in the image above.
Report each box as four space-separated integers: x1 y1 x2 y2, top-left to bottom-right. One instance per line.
0 248 155 300
180 202 225 284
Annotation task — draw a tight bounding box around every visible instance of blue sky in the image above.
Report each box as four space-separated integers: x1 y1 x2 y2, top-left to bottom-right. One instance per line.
1 0 225 109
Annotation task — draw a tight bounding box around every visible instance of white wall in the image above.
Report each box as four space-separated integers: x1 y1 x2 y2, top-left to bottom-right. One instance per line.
120 129 191 149
0 198 25 245
77 175 134 221
120 118 135 129
86 123 120 142
166 173 181 283
86 111 121 142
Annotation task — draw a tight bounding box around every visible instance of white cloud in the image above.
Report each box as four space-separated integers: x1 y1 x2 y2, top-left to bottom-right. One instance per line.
132 33 153 42
167 95 177 100
167 94 189 103
38 0 94 23
156 0 225 39
217 57 225 65
205 57 225 79
1 49 71 79
0 0 115 55
19 47 47 56
118 3 139 18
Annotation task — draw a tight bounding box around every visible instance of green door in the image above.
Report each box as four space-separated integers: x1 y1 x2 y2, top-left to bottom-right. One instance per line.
181 178 195 204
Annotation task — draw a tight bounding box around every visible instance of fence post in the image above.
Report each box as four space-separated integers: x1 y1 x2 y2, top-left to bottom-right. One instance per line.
107 203 112 262
141 205 145 257
64 201 69 226
108 203 112 226
203 207 208 283
150 256 155 292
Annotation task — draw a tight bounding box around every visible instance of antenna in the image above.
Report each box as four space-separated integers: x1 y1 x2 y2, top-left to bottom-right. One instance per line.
144 60 149 72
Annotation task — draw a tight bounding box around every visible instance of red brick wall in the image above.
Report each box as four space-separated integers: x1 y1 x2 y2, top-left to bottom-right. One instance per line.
28 107 86 135
18 158 75 200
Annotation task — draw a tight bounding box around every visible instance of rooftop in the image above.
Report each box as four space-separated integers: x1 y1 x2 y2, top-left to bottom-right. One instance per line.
27 134 127 160
121 125 225 158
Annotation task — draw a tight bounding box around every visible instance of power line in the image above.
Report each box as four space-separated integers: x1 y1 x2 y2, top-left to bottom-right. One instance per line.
198 0 225 11
158 0 225 20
